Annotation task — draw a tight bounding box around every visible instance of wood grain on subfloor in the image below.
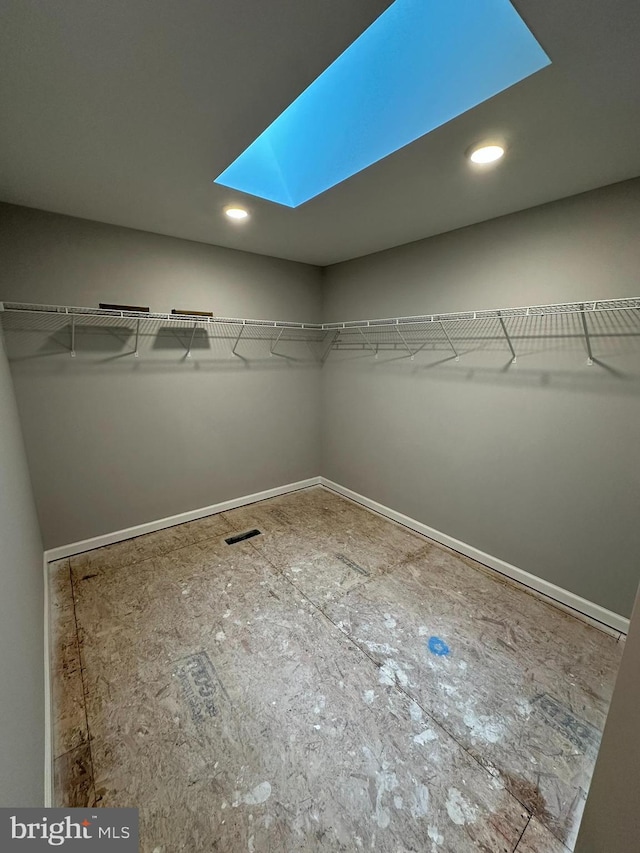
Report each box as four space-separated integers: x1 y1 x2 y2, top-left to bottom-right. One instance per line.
50 486 622 851
515 816 571 852
50 559 88 757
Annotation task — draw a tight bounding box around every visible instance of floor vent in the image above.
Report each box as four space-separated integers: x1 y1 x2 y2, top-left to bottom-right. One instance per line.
225 529 261 545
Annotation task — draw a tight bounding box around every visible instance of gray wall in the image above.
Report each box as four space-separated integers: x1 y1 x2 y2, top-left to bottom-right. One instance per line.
576 587 640 851
322 178 640 618
0 204 323 548
0 328 44 805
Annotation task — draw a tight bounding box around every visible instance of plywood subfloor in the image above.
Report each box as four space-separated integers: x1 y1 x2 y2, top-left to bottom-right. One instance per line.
50 486 623 852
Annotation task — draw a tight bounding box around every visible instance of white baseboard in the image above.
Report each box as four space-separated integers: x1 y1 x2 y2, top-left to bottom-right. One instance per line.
43 555 53 807
320 478 629 636
43 472 629 635
44 477 321 562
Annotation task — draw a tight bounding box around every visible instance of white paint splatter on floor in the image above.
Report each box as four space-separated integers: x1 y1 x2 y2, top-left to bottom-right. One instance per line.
363 690 375 704
462 710 504 744
379 659 410 688
428 825 443 849
411 783 430 818
374 770 399 829
445 788 478 826
364 640 398 655
235 782 272 807
413 729 437 746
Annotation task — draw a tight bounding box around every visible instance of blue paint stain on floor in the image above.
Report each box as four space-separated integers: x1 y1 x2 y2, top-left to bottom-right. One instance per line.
428 636 450 656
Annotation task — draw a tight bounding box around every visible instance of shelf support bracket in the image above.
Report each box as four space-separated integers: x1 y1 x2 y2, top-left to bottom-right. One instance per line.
498 312 517 363
134 318 140 358
270 329 284 356
70 316 76 358
185 323 198 358
321 330 339 363
580 305 594 365
440 321 459 361
232 324 245 356
395 326 415 359
358 327 378 358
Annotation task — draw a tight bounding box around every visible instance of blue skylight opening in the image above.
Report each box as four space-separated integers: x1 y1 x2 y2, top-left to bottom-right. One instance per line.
214 0 550 208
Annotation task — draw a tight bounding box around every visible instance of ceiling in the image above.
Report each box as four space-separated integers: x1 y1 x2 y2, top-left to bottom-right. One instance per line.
1 0 639 266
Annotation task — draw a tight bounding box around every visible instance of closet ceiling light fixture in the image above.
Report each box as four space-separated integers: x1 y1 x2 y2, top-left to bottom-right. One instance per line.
224 206 249 221
468 144 505 164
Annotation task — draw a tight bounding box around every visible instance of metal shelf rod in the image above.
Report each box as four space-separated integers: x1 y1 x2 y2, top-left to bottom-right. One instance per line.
498 312 517 363
358 327 378 358
439 321 459 361
185 323 199 359
232 323 245 356
580 304 594 365
270 329 285 356
394 326 414 359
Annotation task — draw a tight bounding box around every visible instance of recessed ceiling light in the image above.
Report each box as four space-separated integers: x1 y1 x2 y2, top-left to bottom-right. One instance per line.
468 144 505 164
224 206 249 220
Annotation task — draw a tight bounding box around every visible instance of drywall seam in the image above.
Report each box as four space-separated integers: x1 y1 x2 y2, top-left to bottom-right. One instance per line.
44 477 321 561
320 478 629 636
43 554 52 807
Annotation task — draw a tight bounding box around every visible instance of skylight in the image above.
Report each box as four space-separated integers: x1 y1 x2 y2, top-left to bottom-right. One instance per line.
214 0 550 208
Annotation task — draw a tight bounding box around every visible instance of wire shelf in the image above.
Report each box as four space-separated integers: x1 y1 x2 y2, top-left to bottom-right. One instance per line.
0 301 324 330
322 297 640 329
2 297 638 363
322 296 640 364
